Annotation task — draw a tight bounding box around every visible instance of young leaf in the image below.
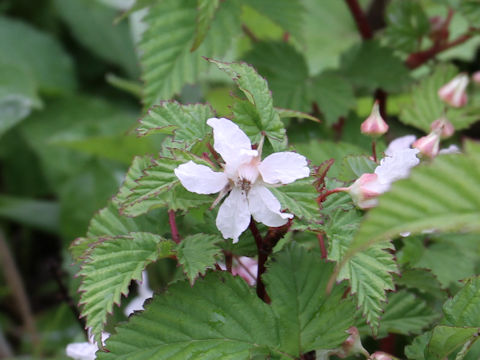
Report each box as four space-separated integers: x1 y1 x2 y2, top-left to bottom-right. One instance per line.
401 65 480 132
80 232 175 344
97 272 283 359
263 243 355 355
325 209 398 333
443 276 480 327
176 234 222 284
426 326 478 360
136 101 215 143
347 142 480 259
338 155 377 182
209 59 287 151
191 0 221 51
269 177 318 222
140 0 240 108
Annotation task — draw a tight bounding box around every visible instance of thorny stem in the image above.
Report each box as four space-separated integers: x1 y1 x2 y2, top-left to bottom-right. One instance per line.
344 0 373 40
168 210 181 244
48 260 87 335
0 230 40 348
317 233 328 259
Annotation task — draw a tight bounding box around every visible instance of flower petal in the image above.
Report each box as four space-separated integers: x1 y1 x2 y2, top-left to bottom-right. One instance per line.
375 148 419 184
258 152 310 185
174 161 228 194
216 187 251 242
207 118 257 169
248 185 292 227
65 342 98 360
384 135 416 156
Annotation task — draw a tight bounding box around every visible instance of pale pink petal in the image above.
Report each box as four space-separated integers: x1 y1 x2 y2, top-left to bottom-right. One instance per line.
439 144 461 154
385 135 416 156
216 187 251 242
66 342 98 360
375 148 419 184
248 185 292 227
207 118 257 170
174 161 228 194
258 152 310 185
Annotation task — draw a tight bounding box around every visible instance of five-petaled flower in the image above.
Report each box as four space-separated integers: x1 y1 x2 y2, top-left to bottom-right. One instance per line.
174 118 309 242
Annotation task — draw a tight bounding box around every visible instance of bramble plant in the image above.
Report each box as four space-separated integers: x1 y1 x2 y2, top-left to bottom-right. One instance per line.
1 0 480 360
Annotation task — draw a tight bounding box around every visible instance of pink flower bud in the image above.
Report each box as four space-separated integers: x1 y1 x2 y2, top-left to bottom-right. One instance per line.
438 73 469 108
370 351 394 360
361 101 389 136
430 117 454 138
473 71 480 84
348 173 382 209
412 131 441 158
339 327 369 358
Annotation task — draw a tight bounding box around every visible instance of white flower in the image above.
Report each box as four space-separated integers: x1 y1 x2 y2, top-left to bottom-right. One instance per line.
66 331 109 360
174 118 309 242
347 135 420 209
124 270 153 317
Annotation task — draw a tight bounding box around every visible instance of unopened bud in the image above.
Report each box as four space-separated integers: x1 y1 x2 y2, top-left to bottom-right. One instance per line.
412 131 441 158
361 101 389 136
339 327 369 358
438 73 469 108
370 351 396 360
430 118 454 138
473 71 480 84
348 173 381 209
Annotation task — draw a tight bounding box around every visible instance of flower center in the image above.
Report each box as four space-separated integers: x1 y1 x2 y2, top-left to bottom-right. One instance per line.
235 159 260 193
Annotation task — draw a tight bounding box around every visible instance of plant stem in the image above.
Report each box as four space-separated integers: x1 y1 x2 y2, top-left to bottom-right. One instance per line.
225 252 232 273
168 210 181 244
371 140 377 162
0 230 39 348
344 0 373 40
317 187 349 204
317 233 327 259
249 219 269 302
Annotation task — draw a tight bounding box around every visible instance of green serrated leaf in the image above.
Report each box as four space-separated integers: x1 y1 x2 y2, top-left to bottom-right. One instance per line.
310 72 356 125
191 0 221 51
405 332 430 360
401 65 480 132
395 268 446 300
141 0 240 108
374 290 439 337
98 272 284 359
338 155 377 182
426 326 479 360
384 0 430 53
264 243 355 355
340 40 411 92
80 232 175 344
209 59 287 151
269 177 318 222
347 142 480 260
243 0 304 41
176 234 222 284
443 276 480 327
325 209 398 333
459 0 480 25
276 108 320 122
136 101 214 144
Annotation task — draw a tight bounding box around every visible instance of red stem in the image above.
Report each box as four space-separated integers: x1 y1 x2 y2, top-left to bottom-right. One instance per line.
225 252 232 273
344 0 373 40
317 233 328 259
372 140 377 162
249 219 269 302
317 187 349 204
168 210 181 244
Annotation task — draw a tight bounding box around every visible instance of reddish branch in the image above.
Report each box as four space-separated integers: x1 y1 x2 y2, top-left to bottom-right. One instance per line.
168 210 181 244
344 0 373 40
317 233 328 259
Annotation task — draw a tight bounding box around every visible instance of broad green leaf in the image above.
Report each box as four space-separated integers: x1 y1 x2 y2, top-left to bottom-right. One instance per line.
191 0 221 51
443 276 480 327
97 272 284 359
325 209 398 332
269 178 318 222
401 65 480 132
395 268 446 300
176 234 222 284
244 41 310 112
373 290 439 337
0 62 42 138
118 152 212 216
310 72 356 125
80 232 175 344
264 243 355 355
136 102 214 145
54 0 139 77
209 59 287 151
0 195 58 233
338 155 377 182
426 326 478 360
243 0 304 41
340 40 411 92
405 332 430 360
276 108 320 122
140 0 240 108
115 155 154 206
0 16 75 94
459 0 480 25
384 0 430 52
347 142 480 258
